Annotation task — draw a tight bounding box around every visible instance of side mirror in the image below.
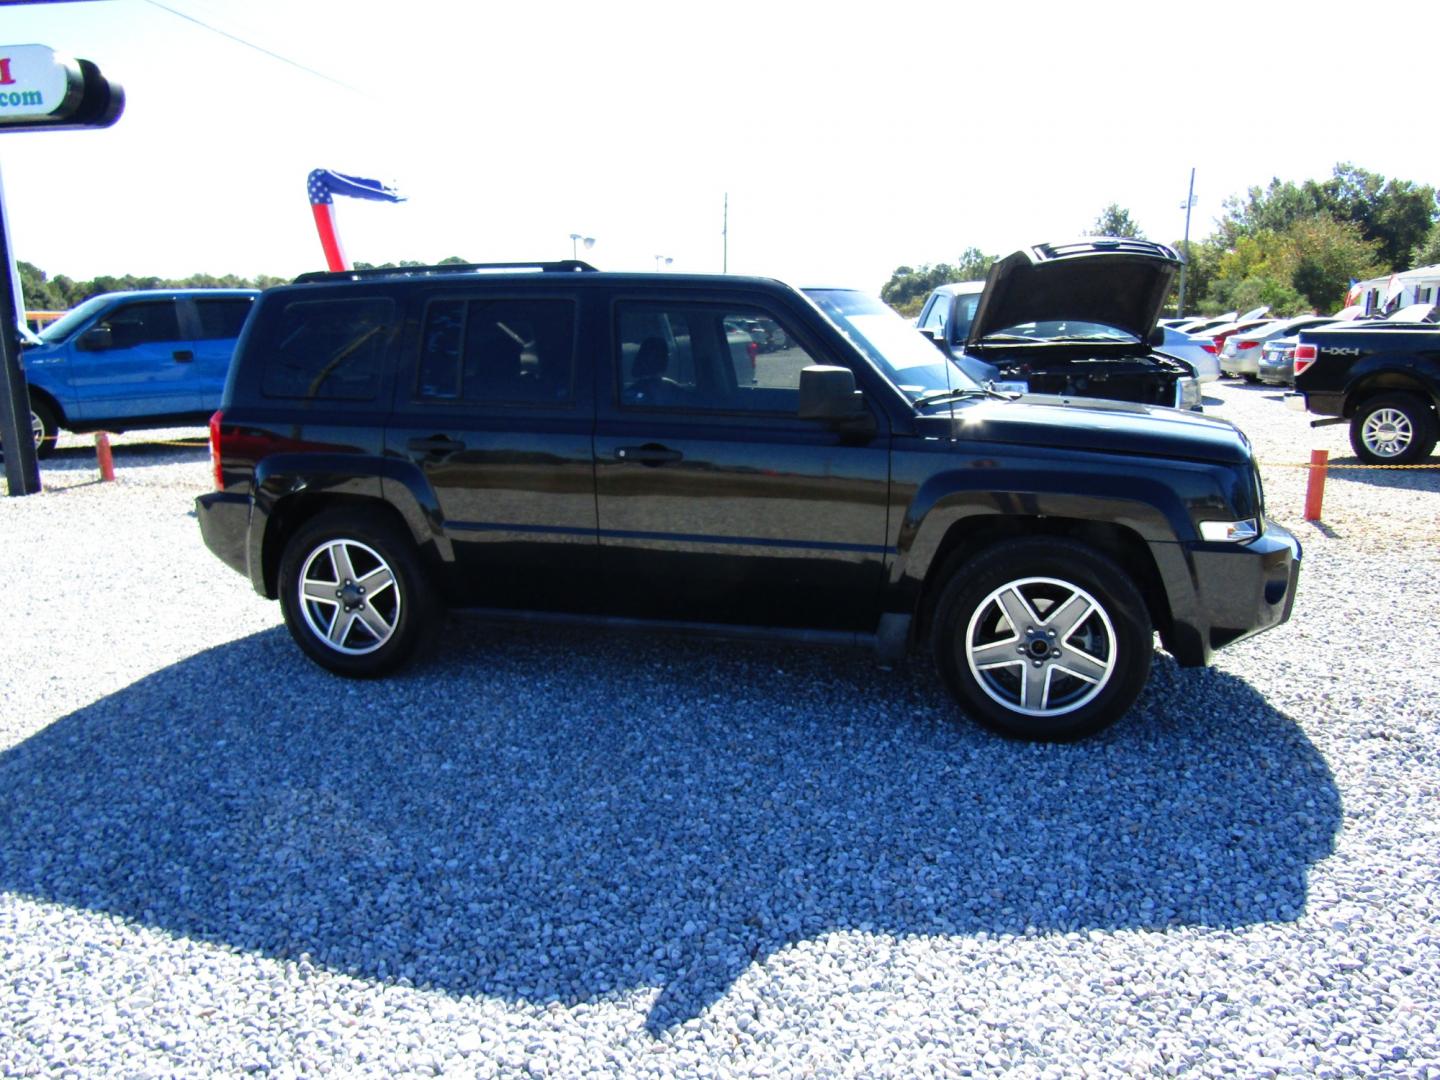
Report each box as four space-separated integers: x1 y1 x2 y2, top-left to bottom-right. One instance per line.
799 365 868 422
917 326 949 353
77 326 114 351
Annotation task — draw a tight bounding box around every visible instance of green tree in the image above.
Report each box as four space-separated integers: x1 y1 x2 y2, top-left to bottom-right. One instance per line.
953 246 996 281
880 248 998 317
1283 216 1387 311
1089 204 1145 239
1217 178 1326 246
1412 225 1440 269
1320 163 1437 270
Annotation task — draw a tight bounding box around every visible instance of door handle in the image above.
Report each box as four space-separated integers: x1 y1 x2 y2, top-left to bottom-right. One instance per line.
173 349 194 362
615 444 683 465
407 435 467 455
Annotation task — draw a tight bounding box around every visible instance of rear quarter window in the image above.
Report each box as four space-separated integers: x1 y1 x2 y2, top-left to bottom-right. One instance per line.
258 297 396 401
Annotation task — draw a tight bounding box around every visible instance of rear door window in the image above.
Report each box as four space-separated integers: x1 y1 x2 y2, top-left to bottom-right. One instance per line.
415 297 575 406
193 298 255 339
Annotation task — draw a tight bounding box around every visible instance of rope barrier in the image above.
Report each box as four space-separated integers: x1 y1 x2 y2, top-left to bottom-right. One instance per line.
1265 461 1440 470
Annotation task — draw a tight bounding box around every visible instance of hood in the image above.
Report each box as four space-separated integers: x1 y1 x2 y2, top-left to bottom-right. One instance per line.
918 393 1251 465
967 238 1182 346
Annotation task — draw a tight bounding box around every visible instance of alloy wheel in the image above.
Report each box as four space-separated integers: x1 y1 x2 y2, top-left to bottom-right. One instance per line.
965 576 1117 717
1360 407 1413 459
297 538 401 655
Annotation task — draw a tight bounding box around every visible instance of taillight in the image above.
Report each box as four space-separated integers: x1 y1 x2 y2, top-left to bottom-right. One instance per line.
1293 344 1318 377
208 408 224 490
1236 340 1260 351
1201 342 1217 354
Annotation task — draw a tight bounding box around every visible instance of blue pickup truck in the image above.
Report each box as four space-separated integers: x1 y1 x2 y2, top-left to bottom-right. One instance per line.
15 288 259 457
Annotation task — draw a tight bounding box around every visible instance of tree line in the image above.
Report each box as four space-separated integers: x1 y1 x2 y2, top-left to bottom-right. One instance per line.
14 256 472 313
881 163 1440 318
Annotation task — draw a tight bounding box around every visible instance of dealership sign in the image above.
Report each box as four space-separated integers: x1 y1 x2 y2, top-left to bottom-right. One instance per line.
0 45 123 131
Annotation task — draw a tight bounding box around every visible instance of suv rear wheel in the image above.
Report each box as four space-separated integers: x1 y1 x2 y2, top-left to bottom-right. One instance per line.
278 510 436 677
933 538 1152 741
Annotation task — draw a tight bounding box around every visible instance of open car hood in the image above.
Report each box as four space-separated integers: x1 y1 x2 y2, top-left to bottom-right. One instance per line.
966 238 1182 347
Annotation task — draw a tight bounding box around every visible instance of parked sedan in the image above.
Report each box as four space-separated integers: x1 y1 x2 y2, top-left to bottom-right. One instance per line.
1157 326 1220 383
1258 337 1298 385
1220 315 1344 381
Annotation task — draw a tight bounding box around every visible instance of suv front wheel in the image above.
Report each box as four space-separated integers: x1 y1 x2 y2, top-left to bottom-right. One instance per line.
278 510 436 677
933 538 1152 741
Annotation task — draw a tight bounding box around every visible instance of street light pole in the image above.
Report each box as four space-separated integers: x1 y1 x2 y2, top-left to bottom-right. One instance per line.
1178 168 1196 317
654 255 672 271
569 233 594 260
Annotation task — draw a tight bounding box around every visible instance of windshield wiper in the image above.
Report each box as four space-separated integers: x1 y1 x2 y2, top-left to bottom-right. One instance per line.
914 385 1021 408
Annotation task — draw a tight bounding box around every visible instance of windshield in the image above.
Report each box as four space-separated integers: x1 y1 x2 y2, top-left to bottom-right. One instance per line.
804 288 981 400
36 295 111 344
981 319 1137 344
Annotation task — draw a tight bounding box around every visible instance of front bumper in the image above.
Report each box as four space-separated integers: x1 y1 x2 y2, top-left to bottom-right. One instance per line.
1160 519 1301 666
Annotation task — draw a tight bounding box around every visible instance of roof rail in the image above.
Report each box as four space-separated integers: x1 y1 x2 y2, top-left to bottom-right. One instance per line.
291 260 599 284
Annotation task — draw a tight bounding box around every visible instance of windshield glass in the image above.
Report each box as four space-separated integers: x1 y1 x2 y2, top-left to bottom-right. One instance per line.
36 295 111 344
982 319 1137 343
804 288 980 400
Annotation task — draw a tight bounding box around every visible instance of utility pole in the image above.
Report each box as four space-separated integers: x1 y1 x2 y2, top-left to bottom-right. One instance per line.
1178 167 1196 317
0 47 122 494
722 192 728 274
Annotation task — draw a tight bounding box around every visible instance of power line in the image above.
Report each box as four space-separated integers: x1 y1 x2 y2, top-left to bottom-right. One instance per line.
142 0 366 96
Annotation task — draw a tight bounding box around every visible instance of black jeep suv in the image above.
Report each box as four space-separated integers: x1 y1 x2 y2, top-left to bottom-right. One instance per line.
196 258 1300 740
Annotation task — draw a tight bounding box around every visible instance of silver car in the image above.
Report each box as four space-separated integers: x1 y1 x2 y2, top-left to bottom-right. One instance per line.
1219 315 1339 380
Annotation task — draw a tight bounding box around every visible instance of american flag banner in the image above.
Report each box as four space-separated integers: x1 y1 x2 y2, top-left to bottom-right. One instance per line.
306 169 405 272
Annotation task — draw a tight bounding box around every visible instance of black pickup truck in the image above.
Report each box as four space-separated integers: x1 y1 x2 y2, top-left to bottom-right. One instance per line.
1287 321 1440 463
195 253 1300 741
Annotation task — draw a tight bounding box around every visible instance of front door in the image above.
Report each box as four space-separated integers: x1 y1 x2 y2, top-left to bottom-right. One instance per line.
186 295 258 411
67 299 197 420
594 298 890 631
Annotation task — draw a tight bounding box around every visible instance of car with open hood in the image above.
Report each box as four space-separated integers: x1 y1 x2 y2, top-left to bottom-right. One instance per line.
916 238 1201 410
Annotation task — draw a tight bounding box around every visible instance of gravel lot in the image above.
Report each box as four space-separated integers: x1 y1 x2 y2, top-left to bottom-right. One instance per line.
2 382 1437 1078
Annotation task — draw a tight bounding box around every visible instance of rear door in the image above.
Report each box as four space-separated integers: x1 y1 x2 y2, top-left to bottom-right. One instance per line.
184 295 257 411
593 292 890 631
385 288 598 610
67 298 196 421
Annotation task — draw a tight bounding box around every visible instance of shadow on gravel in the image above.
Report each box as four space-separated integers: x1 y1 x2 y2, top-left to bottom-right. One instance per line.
0 624 1341 1032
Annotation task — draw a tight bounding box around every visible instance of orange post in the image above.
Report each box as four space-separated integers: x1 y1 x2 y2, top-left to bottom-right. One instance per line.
95 432 115 482
1303 448 1328 521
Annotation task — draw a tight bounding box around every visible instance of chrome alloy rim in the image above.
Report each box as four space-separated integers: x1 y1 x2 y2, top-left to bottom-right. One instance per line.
1360 408 1413 458
30 409 43 449
965 576 1117 717
297 538 400 655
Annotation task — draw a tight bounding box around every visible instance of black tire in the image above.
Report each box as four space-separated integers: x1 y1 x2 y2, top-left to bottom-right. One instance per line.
277 509 437 677
31 398 59 459
932 538 1153 741
1348 392 1438 466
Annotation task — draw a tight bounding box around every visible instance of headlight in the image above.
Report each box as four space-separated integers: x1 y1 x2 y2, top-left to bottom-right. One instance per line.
1199 519 1259 543
1177 376 1202 409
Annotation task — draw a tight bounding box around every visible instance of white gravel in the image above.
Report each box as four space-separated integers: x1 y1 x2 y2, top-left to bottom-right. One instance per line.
2 388 1438 1078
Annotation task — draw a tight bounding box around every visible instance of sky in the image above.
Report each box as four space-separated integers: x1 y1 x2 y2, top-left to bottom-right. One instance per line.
0 0 1435 293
